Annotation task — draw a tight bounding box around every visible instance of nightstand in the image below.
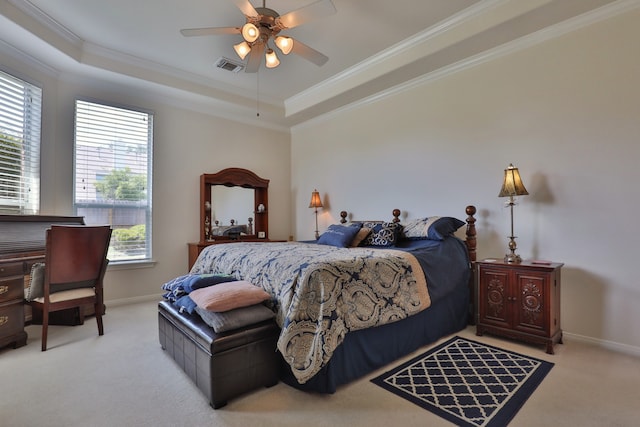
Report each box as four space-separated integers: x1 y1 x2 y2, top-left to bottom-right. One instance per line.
476 259 563 354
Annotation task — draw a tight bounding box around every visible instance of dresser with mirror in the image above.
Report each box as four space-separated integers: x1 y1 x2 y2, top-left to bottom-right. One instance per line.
187 168 274 270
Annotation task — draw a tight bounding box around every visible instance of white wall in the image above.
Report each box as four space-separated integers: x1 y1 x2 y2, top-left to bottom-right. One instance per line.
1 54 291 303
3 5 638 354
291 10 640 352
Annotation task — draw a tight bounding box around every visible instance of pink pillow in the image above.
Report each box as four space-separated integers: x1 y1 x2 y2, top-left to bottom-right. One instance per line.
189 280 270 312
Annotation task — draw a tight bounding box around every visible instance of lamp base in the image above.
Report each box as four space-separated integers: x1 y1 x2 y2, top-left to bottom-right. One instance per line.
504 234 522 263
504 253 522 263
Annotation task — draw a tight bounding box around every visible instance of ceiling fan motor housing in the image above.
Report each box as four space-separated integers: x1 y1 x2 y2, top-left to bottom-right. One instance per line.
248 7 283 41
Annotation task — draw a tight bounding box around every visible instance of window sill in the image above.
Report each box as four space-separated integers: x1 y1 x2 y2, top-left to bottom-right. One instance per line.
107 259 157 271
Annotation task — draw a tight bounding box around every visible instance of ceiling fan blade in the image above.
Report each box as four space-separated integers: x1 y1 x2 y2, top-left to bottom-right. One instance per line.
180 27 240 37
277 0 336 29
233 0 259 18
245 42 265 73
290 39 328 66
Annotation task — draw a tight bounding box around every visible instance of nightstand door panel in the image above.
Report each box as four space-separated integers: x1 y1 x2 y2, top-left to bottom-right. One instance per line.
513 271 548 335
478 268 510 328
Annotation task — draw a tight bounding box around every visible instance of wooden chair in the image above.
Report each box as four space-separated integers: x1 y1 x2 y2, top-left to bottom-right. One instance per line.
29 225 112 351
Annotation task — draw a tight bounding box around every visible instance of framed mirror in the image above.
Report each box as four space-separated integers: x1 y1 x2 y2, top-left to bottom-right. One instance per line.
199 168 269 242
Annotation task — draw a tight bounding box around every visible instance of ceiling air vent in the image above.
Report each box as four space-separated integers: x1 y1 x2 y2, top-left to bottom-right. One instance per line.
215 57 244 73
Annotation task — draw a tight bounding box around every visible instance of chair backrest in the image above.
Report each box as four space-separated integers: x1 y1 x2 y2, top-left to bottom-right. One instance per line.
44 225 112 292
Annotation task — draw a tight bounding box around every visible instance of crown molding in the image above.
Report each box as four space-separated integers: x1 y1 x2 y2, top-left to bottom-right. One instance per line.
285 0 552 117
3 1 291 130
6 0 288 123
8 0 81 46
0 37 59 78
6 0 639 131
292 0 640 130
286 0 505 108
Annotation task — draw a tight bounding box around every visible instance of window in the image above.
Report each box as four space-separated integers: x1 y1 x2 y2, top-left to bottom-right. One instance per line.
74 99 153 263
0 70 42 214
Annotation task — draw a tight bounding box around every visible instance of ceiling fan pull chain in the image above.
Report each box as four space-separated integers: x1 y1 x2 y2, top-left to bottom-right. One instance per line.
256 70 260 117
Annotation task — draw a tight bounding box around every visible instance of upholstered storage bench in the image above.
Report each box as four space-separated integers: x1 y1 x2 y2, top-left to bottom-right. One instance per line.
158 300 280 408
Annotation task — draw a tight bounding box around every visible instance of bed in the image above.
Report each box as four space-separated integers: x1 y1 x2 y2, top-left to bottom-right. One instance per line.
189 206 477 394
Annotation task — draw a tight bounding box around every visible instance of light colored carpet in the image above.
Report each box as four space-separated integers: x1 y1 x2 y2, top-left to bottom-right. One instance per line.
1 300 638 427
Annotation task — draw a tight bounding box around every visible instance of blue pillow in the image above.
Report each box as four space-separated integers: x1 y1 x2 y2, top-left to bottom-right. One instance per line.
402 216 466 240
317 223 362 248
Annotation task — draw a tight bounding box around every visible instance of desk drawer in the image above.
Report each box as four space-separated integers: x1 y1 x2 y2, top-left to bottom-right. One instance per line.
0 304 24 336
0 262 24 277
0 277 24 304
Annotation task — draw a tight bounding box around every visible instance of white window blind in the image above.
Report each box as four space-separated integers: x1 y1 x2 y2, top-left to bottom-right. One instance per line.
74 99 153 263
0 70 42 214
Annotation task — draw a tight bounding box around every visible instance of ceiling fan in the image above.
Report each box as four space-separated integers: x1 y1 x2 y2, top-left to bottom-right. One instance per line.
180 0 336 72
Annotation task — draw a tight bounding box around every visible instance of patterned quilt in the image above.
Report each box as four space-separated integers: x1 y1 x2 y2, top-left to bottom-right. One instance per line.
190 241 431 384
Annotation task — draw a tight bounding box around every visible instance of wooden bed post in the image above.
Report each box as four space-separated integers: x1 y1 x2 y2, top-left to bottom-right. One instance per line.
465 205 477 325
392 209 401 223
340 211 348 224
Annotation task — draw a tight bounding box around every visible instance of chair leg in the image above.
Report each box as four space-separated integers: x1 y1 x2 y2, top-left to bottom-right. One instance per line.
41 309 49 352
95 303 104 336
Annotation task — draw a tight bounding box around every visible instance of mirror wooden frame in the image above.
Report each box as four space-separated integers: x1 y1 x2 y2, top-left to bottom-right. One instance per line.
199 168 269 243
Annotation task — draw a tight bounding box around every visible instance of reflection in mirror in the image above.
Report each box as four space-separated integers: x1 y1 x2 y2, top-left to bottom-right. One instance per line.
199 168 269 243
208 186 254 239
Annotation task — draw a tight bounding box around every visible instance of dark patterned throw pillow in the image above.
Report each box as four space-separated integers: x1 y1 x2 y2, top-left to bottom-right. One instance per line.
360 222 403 247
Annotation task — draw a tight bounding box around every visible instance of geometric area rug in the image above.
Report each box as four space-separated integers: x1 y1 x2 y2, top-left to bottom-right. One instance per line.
371 336 554 427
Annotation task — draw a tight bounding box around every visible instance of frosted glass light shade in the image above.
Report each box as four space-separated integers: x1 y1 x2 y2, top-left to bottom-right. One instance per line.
275 36 293 55
233 41 251 60
241 23 259 43
265 49 280 68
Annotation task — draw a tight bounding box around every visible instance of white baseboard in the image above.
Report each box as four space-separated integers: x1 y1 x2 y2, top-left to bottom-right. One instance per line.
106 294 160 308
564 332 640 358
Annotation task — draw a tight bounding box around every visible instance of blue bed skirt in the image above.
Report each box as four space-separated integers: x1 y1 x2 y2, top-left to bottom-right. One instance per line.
279 277 469 393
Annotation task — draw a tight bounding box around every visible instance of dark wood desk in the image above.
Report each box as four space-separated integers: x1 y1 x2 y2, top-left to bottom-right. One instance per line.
0 215 85 349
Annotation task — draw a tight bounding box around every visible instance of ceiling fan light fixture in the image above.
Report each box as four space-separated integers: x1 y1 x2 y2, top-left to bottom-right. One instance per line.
241 22 259 43
265 49 280 68
181 0 334 72
233 41 251 60
275 36 293 55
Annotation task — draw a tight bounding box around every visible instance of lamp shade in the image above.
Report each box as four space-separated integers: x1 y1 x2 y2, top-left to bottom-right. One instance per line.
275 36 293 55
309 190 323 208
233 41 251 60
265 49 280 68
499 164 529 197
241 23 259 43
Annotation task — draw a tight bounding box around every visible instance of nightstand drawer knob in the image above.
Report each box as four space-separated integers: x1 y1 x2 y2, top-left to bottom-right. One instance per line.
0 316 8 326
0 285 8 295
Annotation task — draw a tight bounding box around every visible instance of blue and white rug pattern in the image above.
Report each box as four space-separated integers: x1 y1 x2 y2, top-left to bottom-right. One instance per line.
371 336 554 427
